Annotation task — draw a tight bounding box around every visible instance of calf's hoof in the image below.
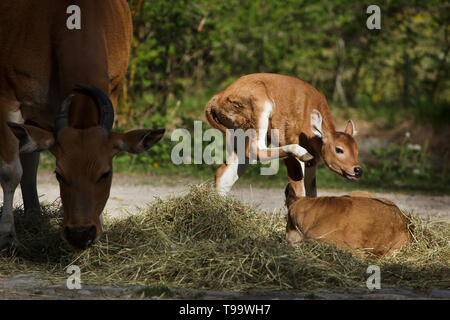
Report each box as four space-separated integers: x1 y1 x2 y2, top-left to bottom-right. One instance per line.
299 152 314 162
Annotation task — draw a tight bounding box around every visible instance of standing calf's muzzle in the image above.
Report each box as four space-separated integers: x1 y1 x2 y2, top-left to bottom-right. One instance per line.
354 166 362 178
63 225 97 250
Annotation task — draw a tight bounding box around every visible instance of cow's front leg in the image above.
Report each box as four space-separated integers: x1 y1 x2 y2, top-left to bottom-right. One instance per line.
20 152 41 214
0 154 22 250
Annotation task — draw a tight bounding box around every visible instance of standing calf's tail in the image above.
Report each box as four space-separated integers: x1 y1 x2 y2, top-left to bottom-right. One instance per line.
205 96 228 133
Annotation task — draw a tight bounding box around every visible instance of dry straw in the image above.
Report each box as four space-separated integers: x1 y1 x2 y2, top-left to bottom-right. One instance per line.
0 184 448 292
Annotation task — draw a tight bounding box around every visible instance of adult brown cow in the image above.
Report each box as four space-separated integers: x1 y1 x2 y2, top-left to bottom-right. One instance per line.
0 0 164 250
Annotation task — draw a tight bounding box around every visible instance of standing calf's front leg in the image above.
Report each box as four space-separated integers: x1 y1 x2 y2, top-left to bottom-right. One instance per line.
284 157 317 198
304 163 317 197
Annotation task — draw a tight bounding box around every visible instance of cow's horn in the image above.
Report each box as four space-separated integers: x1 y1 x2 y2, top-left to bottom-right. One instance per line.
74 83 114 134
54 94 74 136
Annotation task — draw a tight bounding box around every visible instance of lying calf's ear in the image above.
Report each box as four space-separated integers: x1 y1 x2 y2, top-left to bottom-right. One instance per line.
110 129 165 155
7 122 55 153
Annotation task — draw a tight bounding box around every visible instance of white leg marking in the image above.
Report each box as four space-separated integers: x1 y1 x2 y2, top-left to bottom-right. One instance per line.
300 160 306 197
257 101 273 150
217 153 239 195
217 152 249 195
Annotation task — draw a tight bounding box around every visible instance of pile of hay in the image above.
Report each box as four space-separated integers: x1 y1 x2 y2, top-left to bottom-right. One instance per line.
0 184 448 292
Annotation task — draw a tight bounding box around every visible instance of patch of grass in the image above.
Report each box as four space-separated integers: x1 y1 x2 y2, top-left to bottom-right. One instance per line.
0 184 448 292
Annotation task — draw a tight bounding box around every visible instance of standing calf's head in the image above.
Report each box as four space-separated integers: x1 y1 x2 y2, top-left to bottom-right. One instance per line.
8 84 165 250
310 109 362 181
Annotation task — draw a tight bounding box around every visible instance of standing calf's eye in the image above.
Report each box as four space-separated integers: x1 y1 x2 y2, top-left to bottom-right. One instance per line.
335 147 344 154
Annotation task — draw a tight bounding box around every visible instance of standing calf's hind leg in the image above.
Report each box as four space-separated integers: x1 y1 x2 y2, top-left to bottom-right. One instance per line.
215 151 249 195
214 100 314 194
250 101 313 162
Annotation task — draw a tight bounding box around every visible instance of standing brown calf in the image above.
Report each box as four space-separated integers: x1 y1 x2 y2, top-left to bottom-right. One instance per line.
205 73 362 196
284 184 411 257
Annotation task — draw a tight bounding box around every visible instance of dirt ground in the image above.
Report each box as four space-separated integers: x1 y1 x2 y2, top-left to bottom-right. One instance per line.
0 172 449 300
0 274 449 300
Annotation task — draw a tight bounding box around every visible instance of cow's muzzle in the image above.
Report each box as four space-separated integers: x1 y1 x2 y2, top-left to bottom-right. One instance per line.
63 225 97 250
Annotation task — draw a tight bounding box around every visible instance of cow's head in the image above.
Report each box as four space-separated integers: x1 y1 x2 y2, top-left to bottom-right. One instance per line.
8 84 165 249
310 109 362 181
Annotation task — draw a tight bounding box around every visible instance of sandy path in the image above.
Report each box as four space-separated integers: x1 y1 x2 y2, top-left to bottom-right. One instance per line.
2 173 449 220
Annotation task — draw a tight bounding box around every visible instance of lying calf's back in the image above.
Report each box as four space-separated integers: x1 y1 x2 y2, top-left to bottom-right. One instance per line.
287 196 410 257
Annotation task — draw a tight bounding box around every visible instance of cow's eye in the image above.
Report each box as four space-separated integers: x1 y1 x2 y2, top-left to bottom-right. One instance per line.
335 147 344 154
98 170 111 182
55 171 67 184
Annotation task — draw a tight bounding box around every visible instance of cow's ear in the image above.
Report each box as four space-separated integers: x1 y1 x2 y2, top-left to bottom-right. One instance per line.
7 122 55 153
110 129 165 155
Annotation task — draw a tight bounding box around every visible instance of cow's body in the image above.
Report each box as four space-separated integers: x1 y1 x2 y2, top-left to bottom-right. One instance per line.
0 1 164 250
0 0 131 129
285 186 411 257
205 73 361 196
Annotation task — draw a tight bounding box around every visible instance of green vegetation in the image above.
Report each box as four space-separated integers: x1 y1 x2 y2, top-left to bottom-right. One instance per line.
122 0 449 128
1 185 448 292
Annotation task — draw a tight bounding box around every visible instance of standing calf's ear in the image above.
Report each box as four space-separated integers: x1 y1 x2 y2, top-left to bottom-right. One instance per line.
310 109 323 138
344 120 357 136
7 122 55 153
111 129 165 155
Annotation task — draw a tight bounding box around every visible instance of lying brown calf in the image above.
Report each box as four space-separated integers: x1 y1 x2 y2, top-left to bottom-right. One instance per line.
284 185 410 257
